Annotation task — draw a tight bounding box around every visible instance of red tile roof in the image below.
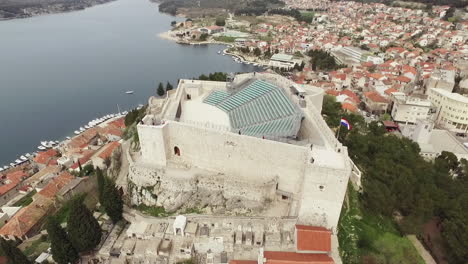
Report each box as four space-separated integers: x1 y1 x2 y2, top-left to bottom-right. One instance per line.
342 102 358 113
70 150 96 170
109 117 126 129
264 251 334 264
384 88 398 96
68 128 99 149
0 196 53 239
37 172 74 199
325 90 339 96
339 89 360 103
98 142 121 160
364 91 389 103
33 149 58 165
395 76 411 83
0 171 28 196
296 225 332 252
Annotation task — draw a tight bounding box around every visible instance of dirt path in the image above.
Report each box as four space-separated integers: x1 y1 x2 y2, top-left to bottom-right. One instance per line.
407 235 437 264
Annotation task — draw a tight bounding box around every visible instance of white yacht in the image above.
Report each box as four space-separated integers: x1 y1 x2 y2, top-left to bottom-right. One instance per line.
74 130 81 135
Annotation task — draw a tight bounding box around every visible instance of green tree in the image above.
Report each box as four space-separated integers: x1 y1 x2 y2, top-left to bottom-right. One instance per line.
101 178 124 224
67 199 102 252
46 216 79 264
82 164 94 176
199 33 209 41
322 95 343 127
157 82 165 96
166 82 174 91
96 167 105 201
0 237 31 264
215 17 226 26
264 48 272 58
253 47 262 57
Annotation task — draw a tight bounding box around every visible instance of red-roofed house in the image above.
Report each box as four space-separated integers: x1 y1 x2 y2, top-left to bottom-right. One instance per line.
0 171 29 206
364 91 390 114
295 225 331 253
342 102 358 113
69 149 96 172
92 141 121 169
0 195 54 241
229 224 334 264
36 171 75 200
33 149 58 168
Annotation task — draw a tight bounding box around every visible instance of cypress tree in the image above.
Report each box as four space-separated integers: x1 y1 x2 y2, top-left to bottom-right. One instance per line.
96 167 105 202
102 178 124 224
157 82 165 96
67 199 102 252
46 216 79 264
166 82 173 91
0 237 31 264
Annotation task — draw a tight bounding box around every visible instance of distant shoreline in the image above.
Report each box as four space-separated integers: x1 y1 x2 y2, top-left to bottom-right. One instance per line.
0 0 116 21
158 30 270 67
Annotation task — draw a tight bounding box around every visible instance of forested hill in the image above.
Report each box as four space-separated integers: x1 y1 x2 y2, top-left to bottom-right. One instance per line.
0 0 114 20
157 0 284 16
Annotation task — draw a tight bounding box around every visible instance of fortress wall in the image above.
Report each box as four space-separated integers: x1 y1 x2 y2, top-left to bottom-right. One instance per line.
298 151 351 231
195 174 276 202
138 123 169 167
165 122 309 195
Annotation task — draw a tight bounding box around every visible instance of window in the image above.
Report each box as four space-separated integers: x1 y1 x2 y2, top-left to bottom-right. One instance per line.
174 146 181 156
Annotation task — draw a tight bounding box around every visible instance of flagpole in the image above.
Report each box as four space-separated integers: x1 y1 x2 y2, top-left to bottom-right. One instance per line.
336 120 342 141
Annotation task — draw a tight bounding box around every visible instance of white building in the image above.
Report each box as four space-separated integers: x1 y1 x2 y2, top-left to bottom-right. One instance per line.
428 88 468 132
131 73 360 231
331 46 382 66
268 54 299 69
425 69 456 93
391 93 432 124
402 119 468 160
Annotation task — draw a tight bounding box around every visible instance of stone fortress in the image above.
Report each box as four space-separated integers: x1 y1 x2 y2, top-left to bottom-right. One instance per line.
129 72 361 232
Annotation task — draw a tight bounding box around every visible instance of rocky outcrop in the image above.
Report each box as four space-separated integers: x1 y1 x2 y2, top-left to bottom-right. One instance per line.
128 163 276 215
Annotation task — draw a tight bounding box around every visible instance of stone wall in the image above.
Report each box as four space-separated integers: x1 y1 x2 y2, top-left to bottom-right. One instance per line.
128 163 277 214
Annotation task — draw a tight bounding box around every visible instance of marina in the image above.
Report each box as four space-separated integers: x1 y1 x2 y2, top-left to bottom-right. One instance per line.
1 109 130 171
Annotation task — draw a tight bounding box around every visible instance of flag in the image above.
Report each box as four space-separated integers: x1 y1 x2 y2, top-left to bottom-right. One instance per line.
340 118 352 130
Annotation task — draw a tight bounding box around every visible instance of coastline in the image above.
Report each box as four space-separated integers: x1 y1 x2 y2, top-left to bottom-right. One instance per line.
158 30 270 67
0 0 116 21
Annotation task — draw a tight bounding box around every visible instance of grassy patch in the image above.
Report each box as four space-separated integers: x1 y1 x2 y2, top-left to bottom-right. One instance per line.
55 194 86 223
213 36 236 43
22 235 50 260
181 208 203 214
13 190 37 207
338 184 424 264
136 204 172 217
